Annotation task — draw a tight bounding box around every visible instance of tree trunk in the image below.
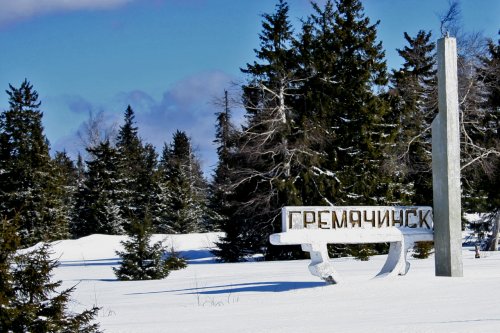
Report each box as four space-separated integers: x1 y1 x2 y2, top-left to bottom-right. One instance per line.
487 211 500 251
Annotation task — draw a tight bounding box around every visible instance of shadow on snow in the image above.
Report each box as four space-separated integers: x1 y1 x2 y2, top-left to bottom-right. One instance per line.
127 281 326 296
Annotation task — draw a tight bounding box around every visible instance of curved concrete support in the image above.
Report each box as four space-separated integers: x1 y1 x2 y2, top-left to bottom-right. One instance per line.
301 243 341 284
376 239 413 277
270 226 433 283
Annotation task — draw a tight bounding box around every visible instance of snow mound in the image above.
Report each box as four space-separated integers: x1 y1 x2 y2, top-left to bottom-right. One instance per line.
47 232 223 263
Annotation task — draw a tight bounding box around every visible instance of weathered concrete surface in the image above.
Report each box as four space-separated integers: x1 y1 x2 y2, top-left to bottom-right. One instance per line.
432 37 463 277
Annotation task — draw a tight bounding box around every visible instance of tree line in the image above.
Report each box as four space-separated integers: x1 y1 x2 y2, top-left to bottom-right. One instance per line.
0 86 211 246
211 0 499 261
0 0 498 261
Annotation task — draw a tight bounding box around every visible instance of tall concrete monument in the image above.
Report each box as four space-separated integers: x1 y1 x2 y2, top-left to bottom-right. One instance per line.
432 36 463 277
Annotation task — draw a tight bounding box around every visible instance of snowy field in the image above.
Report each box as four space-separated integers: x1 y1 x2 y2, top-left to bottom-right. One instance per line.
49 233 500 333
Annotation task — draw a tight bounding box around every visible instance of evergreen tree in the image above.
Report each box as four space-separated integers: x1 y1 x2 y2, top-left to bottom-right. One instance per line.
389 30 438 205
157 131 208 234
209 91 235 231
0 218 101 332
309 0 393 205
53 151 79 238
216 0 310 261
113 213 185 281
473 32 500 249
0 80 67 245
299 0 395 259
116 106 159 228
210 91 249 261
71 140 125 237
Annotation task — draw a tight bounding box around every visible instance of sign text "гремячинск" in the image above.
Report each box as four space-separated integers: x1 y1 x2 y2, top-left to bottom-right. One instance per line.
283 206 433 231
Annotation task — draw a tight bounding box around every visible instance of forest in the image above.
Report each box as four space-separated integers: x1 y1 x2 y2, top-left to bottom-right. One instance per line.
0 0 498 265
0 0 498 329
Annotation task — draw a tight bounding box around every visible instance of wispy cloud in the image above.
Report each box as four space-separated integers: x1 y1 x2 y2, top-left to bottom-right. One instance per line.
0 0 134 26
52 70 242 176
120 70 240 174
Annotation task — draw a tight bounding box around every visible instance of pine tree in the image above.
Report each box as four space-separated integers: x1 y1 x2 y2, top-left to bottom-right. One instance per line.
114 213 185 281
157 131 208 234
298 0 396 259
53 151 79 238
116 106 159 229
71 140 125 237
215 0 311 261
209 91 235 231
389 30 438 205
210 91 249 261
0 80 67 245
313 0 392 205
473 32 500 249
0 218 101 332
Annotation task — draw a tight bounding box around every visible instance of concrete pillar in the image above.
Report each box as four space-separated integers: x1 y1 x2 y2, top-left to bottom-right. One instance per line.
432 37 463 277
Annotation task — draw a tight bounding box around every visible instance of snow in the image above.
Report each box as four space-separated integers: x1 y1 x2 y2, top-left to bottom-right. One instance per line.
48 233 500 333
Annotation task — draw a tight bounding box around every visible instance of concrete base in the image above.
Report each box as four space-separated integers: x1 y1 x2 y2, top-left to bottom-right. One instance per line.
270 229 433 283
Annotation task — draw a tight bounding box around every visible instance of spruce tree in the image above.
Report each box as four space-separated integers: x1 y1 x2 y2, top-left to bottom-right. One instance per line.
216 0 309 261
473 32 500 249
53 151 79 238
309 0 392 205
0 80 67 245
210 91 249 261
157 131 208 234
389 30 437 205
71 140 125 237
0 219 101 332
114 213 185 281
209 91 235 231
116 106 158 224
299 0 395 259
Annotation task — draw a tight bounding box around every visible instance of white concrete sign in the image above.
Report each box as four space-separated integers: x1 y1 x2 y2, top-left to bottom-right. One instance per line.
283 206 433 231
270 206 434 284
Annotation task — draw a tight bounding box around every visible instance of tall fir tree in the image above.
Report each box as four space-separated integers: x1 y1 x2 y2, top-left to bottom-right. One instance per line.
298 0 396 258
116 105 159 228
0 80 67 245
209 91 235 231
309 0 393 206
210 91 248 261
471 32 500 249
389 30 438 205
71 140 125 237
217 0 310 261
53 151 79 238
157 131 209 234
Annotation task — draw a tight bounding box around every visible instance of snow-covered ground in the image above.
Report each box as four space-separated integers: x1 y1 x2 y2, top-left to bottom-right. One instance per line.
50 233 500 333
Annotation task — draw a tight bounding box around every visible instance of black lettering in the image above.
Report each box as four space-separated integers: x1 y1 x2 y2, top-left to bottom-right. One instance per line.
333 210 348 229
378 211 390 228
303 211 316 229
419 209 432 229
318 211 330 229
392 210 403 227
363 210 376 227
405 209 418 228
350 210 361 227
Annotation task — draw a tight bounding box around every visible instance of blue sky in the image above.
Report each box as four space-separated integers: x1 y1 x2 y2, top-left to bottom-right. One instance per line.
0 0 498 175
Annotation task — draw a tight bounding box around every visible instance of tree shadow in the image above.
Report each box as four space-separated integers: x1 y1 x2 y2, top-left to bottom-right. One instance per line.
59 258 120 267
127 281 326 296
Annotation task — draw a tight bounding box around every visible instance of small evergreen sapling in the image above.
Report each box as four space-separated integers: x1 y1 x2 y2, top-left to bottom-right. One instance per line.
114 214 186 281
412 241 434 259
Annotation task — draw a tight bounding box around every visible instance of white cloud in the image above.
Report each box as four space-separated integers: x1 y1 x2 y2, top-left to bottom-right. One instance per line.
51 70 242 176
0 0 134 25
